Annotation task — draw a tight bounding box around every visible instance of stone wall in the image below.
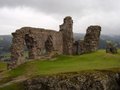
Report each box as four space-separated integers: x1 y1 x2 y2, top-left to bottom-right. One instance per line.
11 27 63 66
73 25 101 54
84 26 101 52
10 16 101 68
10 16 73 67
60 16 73 55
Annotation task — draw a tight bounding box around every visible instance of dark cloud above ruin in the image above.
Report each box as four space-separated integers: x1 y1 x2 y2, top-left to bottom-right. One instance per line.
0 0 119 15
0 0 120 35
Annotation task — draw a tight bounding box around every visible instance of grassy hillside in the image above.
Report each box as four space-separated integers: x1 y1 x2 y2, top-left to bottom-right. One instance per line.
0 62 6 72
0 50 120 89
1 50 120 77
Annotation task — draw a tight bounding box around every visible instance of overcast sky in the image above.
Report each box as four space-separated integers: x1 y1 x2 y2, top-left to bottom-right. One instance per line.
0 0 120 35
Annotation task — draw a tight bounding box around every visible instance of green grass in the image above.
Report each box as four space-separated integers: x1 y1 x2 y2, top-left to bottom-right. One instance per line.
0 83 24 90
0 62 7 72
6 50 120 77
0 50 120 89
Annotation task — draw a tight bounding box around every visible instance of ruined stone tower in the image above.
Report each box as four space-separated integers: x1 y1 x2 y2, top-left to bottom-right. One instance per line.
72 25 101 55
60 16 73 55
84 26 101 52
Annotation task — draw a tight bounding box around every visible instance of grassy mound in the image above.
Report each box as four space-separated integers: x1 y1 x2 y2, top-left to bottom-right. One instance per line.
0 49 120 89
1 50 120 77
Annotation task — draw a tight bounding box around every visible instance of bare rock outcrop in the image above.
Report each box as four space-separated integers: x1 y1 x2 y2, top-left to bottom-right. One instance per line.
24 71 120 90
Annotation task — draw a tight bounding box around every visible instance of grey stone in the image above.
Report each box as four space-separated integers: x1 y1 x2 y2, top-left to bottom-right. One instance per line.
24 71 120 90
9 17 101 69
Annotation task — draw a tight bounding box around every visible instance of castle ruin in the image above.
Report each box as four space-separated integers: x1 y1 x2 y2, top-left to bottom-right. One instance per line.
73 26 101 55
10 16 101 68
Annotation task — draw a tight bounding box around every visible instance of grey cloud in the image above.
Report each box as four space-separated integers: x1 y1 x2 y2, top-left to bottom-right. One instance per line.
0 0 120 35
0 0 120 15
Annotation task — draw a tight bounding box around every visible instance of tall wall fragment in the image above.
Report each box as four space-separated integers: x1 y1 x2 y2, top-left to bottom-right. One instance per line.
73 25 101 54
60 16 73 55
84 26 101 52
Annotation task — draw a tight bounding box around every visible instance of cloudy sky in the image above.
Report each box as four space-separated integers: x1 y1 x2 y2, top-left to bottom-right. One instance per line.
0 0 120 35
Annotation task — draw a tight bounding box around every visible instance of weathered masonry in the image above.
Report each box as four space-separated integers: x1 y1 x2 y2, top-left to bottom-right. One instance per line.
73 26 101 55
10 16 101 68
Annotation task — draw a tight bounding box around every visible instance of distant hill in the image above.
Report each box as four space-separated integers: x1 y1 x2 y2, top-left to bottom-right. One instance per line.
0 35 12 54
0 34 120 54
0 50 120 90
74 33 120 49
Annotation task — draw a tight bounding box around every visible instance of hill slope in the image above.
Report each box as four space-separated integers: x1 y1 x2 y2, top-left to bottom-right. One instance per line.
0 50 120 90
0 50 120 79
